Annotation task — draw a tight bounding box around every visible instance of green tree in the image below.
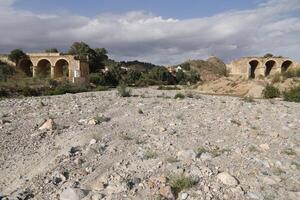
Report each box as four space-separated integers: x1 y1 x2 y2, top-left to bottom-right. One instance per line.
95 48 108 59
176 69 186 84
124 69 141 84
8 49 27 65
45 48 59 53
68 42 108 73
264 53 274 58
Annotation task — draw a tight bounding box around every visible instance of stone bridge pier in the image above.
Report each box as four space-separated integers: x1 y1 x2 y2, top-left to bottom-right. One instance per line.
17 53 89 83
227 57 300 79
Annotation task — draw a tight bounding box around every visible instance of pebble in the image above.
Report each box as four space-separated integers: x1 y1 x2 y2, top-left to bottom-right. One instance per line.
181 192 189 200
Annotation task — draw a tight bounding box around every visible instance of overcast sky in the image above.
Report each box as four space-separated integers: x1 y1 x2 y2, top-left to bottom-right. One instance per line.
0 0 299 64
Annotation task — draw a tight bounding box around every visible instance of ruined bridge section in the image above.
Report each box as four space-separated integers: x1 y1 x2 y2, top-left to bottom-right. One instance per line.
227 57 300 79
1 53 89 83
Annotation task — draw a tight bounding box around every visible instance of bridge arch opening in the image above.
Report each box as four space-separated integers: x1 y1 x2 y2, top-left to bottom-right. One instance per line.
249 60 259 79
36 59 51 78
265 60 276 77
54 59 69 79
18 59 33 77
281 60 293 72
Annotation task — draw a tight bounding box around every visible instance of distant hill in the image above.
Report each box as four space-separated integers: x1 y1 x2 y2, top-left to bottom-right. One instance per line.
104 59 163 72
175 57 227 81
119 60 163 72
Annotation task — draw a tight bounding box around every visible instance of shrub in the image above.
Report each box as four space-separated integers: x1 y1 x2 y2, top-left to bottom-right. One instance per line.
95 85 109 91
262 84 280 99
0 88 9 97
117 84 131 97
157 85 181 90
44 82 88 96
174 93 185 99
47 79 59 87
89 73 106 85
0 63 15 82
283 85 300 102
169 174 197 195
20 86 40 97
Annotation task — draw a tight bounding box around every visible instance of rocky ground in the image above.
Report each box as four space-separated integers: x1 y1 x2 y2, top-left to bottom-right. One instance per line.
0 87 299 200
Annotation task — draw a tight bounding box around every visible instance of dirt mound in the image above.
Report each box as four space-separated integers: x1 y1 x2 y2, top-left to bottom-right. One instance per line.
197 76 300 98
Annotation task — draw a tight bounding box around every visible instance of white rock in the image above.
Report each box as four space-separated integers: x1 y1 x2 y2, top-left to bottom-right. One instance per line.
260 175 281 185
60 188 88 200
177 150 196 162
39 119 55 130
88 119 98 125
90 139 97 145
200 152 212 161
91 193 104 200
217 172 239 186
181 192 189 200
259 143 270 151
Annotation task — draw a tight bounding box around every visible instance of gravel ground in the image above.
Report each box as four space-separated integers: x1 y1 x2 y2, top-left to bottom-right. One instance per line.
0 87 299 200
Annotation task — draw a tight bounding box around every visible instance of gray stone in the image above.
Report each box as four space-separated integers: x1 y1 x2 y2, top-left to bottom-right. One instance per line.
60 188 88 200
177 150 196 162
217 172 239 186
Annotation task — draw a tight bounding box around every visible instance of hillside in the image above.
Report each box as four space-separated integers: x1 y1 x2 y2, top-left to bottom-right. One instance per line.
176 57 227 81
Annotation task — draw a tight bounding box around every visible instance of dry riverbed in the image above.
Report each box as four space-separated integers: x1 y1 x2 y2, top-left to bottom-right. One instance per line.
0 88 299 200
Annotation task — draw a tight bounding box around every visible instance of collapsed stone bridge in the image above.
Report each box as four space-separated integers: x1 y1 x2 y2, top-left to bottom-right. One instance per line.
227 57 300 79
1 53 89 83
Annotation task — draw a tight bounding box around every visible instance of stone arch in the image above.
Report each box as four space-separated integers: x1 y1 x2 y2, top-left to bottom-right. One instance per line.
265 60 276 77
36 59 51 78
54 59 69 78
281 60 293 72
18 59 33 77
249 60 259 79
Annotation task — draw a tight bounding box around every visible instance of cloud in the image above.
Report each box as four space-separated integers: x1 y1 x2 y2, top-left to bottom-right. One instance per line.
0 0 15 7
0 0 299 64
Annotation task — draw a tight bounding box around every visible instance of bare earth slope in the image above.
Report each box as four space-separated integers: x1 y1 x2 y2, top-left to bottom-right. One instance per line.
0 88 299 200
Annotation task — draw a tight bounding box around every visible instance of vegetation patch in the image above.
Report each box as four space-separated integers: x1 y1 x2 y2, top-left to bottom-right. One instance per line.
169 174 197 196
44 82 88 96
174 93 185 99
196 146 208 157
262 84 281 99
165 156 178 163
281 148 297 156
157 85 181 90
283 85 300 102
145 150 158 159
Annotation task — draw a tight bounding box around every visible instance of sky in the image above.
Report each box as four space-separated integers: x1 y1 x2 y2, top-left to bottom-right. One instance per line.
0 0 299 64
